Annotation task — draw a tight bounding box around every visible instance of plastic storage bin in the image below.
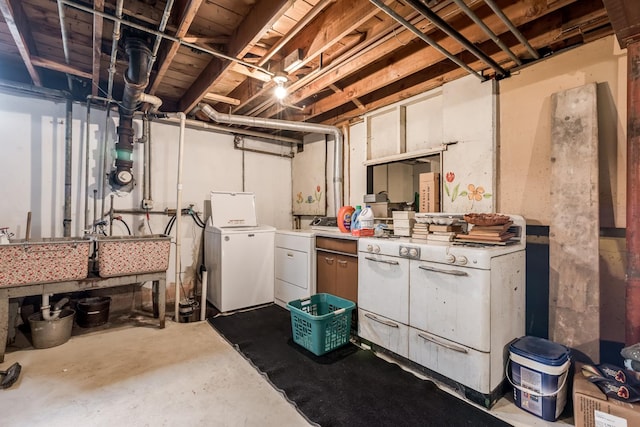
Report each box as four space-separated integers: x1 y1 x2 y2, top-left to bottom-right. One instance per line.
508 336 572 421
287 293 356 356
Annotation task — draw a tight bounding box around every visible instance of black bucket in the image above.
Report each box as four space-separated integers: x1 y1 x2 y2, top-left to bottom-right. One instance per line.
76 296 111 328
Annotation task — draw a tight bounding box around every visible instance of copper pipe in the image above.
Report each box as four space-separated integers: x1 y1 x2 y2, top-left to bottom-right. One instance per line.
627 41 640 345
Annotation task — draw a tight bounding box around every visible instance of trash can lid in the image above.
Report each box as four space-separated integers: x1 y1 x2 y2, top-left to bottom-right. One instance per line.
509 336 570 366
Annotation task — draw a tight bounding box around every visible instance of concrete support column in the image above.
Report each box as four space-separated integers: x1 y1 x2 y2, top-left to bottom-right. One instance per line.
549 83 600 361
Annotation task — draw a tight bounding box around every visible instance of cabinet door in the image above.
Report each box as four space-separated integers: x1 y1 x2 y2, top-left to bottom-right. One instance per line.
336 254 358 303
316 251 336 295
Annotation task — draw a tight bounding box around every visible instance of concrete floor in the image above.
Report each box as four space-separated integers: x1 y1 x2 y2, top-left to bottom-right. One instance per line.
0 314 574 427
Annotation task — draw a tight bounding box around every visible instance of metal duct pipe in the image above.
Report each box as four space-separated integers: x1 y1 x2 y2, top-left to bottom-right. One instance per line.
403 0 507 77
155 116 303 145
482 0 539 60
368 0 486 81
112 38 153 189
198 103 344 214
452 0 522 66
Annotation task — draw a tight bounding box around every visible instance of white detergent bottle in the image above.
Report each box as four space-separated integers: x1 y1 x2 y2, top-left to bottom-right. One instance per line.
359 206 374 230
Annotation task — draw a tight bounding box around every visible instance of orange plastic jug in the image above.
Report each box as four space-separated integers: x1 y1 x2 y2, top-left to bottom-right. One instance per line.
337 205 355 233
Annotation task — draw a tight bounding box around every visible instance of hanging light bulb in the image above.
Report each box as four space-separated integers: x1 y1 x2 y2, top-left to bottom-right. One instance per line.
272 72 288 100
274 84 287 100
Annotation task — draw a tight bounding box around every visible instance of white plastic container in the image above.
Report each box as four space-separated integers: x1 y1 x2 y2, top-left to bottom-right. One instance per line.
359 207 374 230
508 336 571 421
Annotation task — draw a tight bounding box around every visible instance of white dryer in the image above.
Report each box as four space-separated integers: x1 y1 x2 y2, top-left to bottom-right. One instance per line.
204 191 275 312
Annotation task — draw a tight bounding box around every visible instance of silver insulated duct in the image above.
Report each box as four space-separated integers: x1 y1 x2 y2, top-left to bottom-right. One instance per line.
197 103 344 214
111 38 153 190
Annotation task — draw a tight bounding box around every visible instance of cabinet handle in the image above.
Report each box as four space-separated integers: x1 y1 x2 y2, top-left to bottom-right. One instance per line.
337 260 348 266
364 256 399 265
287 252 294 258
417 332 468 354
324 257 335 264
364 313 399 328
418 265 468 276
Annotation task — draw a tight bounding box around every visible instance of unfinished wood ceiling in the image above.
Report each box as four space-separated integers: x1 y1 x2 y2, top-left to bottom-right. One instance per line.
0 0 627 133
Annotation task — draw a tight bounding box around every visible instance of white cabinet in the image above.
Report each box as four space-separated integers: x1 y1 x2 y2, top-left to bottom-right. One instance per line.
274 230 315 308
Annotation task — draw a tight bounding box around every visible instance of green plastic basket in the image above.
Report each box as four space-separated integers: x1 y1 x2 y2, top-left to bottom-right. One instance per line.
287 293 356 356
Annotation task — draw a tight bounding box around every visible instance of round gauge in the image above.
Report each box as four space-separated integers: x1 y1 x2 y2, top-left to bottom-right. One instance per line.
116 170 133 184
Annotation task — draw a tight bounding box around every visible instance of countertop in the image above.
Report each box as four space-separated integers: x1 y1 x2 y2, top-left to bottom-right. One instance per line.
275 228 359 240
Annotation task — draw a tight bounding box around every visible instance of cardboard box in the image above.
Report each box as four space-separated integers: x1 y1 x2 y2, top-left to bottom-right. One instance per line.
573 363 640 427
419 173 440 213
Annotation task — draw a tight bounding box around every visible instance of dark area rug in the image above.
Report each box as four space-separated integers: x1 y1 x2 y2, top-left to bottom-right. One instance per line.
208 304 512 427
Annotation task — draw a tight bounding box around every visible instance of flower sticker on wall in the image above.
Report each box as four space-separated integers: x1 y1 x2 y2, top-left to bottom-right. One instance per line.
296 184 323 206
444 171 492 207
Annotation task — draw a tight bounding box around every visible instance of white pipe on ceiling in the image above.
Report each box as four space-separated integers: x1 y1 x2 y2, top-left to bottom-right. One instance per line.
197 103 344 214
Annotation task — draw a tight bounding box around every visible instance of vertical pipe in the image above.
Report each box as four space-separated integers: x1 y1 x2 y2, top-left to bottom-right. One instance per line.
93 189 98 232
107 0 124 99
84 99 91 231
172 112 186 321
627 42 640 345
100 107 112 219
63 99 73 237
200 269 208 321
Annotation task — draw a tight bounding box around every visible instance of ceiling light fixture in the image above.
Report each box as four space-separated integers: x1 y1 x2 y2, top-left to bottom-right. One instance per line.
273 72 288 100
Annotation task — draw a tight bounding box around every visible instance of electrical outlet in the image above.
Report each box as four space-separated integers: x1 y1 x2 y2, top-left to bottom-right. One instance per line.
142 199 154 210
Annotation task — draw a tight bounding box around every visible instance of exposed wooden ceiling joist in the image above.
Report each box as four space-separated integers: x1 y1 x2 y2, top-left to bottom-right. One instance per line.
0 0 618 136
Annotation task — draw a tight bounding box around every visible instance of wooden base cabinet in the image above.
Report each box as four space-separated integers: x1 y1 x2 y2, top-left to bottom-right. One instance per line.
315 237 358 303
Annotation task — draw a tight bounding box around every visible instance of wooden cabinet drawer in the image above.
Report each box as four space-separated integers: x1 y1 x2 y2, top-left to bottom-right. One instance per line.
315 236 357 255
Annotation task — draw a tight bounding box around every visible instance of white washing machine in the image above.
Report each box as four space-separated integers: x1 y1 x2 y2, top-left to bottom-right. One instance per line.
204 191 275 312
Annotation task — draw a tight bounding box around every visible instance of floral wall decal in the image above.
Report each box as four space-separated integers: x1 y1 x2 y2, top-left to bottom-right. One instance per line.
295 184 323 206
444 171 492 207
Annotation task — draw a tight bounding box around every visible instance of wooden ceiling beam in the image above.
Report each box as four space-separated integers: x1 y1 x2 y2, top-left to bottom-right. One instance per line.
250 0 476 117
178 0 292 113
286 0 577 109
31 55 91 79
228 0 394 114
148 0 204 95
0 0 41 86
316 4 603 125
602 0 640 47
103 0 178 32
91 0 104 96
266 0 580 121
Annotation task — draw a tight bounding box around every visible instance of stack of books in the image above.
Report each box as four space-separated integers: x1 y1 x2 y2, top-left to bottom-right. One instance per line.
411 223 429 240
458 221 515 243
426 224 463 242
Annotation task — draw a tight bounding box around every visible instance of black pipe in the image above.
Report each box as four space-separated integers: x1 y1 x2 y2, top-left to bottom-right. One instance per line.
403 0 508 78
112 37 152 188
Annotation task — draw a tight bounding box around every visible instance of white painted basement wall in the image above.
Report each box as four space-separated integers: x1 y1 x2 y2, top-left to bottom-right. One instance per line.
0 91 292 292
347 75 495 212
